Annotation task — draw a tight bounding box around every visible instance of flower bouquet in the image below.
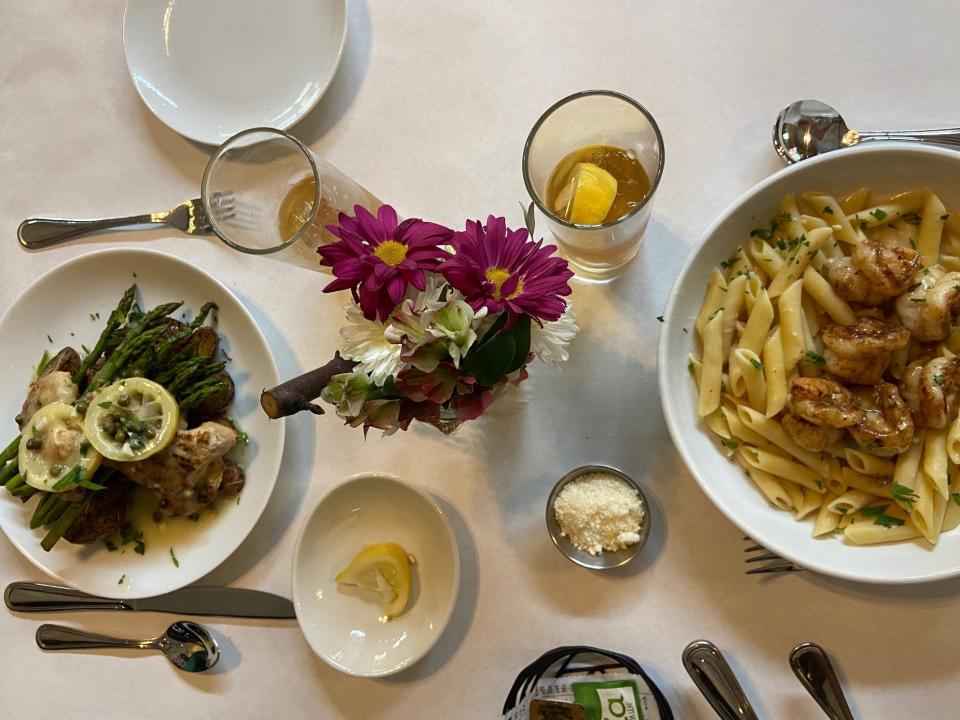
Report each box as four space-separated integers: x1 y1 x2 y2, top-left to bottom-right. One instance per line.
260 205 578 434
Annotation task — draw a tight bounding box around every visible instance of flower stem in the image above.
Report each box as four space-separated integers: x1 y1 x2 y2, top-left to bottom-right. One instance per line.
260 353 356 419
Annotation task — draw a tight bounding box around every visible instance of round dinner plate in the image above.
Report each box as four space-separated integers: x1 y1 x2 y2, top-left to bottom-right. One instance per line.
292 473 460 677
659 143 960 584
122 0 348 145
0 248 284 598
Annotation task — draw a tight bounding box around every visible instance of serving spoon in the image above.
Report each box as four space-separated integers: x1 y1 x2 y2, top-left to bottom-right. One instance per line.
773 99 960 163
36 621 220 673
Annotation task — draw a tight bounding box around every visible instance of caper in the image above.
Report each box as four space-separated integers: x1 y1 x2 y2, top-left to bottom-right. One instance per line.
117 393 131 407
114 429 127 442
50 464 63 477
152 511 163 524
103 420 115 434
145 428 156 439
110 412 121 423
75 401 88 415
25 436 42 451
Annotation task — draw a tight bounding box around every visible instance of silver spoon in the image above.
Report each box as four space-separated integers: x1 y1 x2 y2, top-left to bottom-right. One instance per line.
773 99 960 163
682 640 759 720
790 643 854 720
36 621 220 673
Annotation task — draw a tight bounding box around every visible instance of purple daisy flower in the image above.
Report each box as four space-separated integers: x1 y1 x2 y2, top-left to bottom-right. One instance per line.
440 216 573 325
318 205 451 321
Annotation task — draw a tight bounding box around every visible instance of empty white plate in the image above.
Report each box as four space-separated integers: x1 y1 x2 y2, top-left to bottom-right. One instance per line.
123 0 348 145
292 473 460 677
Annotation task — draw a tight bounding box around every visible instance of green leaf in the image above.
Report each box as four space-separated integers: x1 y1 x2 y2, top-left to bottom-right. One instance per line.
892 482 919 507
36 350 51 377
804 351 826 368
169 547 179 568
519 201 536 238
951 492 960 507
870 208 888 221
860 504 888 517
874 513 905 528
461 334 516 386
505 315 531 374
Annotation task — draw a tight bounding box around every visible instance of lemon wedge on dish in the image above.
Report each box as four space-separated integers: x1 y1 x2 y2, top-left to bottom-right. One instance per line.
553 162 618 225
335 542 413 619
83 378 179 462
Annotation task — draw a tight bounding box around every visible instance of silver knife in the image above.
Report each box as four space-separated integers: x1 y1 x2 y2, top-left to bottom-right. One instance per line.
5 582 295 619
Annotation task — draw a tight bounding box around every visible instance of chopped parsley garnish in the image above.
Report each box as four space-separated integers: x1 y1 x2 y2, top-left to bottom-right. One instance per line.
118 575 126 585
46 334 53 344
934 374 945 385
909 238 918 249
718 285 728 292
906 282 921 292
721 440 739 453
720 253 741 269
98 401 113 409
120 523 145 555
104 539 118 552
749 357 763 371
870 208 888 221
687 359 695 376
656 315 664 323
874 513 905 528
910 298 926 303
941 213 950 221
815 479 824 490
776 238 787 251
904 213 922 226
860 504 888 517
952 493 960 507
823 206 834 215
805 351 827 367
859 221 868 232
892 482 919 507
169 547 179 568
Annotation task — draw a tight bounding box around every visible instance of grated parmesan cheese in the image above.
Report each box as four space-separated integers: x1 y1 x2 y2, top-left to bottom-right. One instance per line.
553 472 645 555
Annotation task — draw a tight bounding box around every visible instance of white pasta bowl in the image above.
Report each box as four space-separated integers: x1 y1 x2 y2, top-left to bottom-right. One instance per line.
659 143 960 584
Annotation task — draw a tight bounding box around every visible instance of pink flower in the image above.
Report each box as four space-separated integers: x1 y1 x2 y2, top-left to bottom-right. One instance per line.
440 216 573 326
319 205 451 321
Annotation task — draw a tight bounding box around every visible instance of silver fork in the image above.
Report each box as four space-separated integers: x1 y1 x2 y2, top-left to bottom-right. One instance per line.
17 196 234 249
743 537 804 574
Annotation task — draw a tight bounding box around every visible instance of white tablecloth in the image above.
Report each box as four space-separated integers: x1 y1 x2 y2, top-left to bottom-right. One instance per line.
2 2 959 718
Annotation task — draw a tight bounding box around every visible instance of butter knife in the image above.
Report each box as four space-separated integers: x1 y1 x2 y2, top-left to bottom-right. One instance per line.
5 582 295 619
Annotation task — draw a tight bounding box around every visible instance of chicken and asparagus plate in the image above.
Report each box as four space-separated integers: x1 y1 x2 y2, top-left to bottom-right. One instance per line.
0 285 247 553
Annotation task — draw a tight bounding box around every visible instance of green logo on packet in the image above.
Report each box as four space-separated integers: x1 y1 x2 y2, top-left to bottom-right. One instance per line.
571 680 644 720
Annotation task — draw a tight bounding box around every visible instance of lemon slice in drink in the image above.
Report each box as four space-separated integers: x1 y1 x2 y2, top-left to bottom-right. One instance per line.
553 162 618 225
335 542 413 619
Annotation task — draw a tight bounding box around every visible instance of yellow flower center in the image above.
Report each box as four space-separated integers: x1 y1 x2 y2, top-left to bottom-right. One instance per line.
485 267 524 301
373 240 408 267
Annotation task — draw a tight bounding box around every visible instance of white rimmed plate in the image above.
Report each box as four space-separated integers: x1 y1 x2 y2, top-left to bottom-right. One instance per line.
292 473 460 677
659 143 960 584
123 0 348 145
0 248 284 598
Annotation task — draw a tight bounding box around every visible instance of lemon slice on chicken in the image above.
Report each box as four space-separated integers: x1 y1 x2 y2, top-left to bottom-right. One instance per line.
553 162 618 225
83 378 179 462
19 402 103 491
335 542 413 619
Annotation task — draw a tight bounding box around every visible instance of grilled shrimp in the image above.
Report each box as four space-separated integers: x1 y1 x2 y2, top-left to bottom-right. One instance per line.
781 412 845 451
899 356 960 428
895 266 960 342
826 240 922 306
848 382 915 456
787 377 862 427
820 317 910 384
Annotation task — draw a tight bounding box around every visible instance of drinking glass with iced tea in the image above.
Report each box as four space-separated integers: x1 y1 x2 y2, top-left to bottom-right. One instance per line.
523 91 665 278
201 127 381 271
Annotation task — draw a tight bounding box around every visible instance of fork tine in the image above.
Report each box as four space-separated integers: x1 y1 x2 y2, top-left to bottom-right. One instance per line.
743 544 765 553
747 562 802 575
745 552 785 563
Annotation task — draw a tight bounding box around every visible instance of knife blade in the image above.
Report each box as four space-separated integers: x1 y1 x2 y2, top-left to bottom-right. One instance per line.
5 582 295 619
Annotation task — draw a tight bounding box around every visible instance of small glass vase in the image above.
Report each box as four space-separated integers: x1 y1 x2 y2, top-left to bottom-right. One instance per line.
429 407 463 435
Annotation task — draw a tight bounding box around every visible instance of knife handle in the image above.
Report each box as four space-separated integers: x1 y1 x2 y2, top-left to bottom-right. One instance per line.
5 582 130 612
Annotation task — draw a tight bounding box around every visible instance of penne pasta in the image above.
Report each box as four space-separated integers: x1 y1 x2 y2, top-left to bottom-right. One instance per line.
692 186 960 551
762 328 787 418
802 266 856 325
698 310 724 418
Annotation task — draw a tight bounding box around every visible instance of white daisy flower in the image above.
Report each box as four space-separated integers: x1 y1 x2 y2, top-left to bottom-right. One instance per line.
531 303 578 364
340 304 402 386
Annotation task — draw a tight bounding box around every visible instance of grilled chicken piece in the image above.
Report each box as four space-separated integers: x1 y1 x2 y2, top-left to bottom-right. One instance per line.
16 347 81 428
107 422 237 517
